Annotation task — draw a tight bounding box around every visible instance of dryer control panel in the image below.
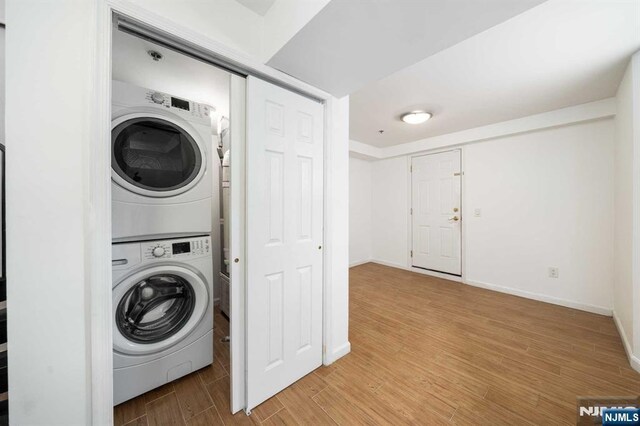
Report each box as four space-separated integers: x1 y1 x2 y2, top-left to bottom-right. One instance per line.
144 89 212 120
142 236 211 261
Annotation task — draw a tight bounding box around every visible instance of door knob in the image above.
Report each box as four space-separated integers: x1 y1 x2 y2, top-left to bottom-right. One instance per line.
448 216 460 222
453 207 459 212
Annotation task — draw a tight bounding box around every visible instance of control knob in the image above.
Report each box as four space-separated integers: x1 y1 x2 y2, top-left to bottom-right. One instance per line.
152 246 166 258
151 92 164 104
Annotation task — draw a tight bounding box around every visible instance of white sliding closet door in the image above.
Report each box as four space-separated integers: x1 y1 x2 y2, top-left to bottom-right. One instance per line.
245 76 324 411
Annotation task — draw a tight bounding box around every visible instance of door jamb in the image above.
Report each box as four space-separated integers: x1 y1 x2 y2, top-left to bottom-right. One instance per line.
93 1 339 421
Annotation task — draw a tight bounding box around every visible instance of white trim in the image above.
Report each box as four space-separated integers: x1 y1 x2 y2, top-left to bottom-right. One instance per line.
89 1 115 423
350 98 617 160
349 140 383 160
613 311 640 373
325 342 351 364
465 279 612 316
349 259 371 268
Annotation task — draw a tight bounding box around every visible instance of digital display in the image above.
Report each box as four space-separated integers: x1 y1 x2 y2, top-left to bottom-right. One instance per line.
172 242 191 254
171 97 190 111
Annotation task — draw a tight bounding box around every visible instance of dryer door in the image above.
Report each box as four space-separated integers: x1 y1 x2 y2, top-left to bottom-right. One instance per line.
113 265 209 356
111 114 205 198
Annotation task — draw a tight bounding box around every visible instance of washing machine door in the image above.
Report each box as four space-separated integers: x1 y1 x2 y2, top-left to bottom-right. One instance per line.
113 265 209 356
111 113 206 198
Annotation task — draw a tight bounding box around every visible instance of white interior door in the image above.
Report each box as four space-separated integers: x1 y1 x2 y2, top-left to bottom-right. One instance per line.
245 76 324 412
411 150 462 275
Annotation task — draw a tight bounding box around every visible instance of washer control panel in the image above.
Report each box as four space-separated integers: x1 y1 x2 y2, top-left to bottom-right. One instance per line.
142 236 211 260
144 90 212 119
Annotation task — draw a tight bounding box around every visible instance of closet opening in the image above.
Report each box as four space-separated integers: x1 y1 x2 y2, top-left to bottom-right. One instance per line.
111 24 243 421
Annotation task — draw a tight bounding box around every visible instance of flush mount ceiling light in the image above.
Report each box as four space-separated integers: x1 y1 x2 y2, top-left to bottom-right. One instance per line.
401 111 432 124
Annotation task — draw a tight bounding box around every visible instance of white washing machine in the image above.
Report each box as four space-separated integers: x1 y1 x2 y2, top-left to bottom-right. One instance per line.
111 80 216 242
112 235 213 405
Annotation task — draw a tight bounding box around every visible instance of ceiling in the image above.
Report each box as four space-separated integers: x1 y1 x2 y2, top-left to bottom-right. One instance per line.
236 0 276 16
350 0 640 147
267 0 546 97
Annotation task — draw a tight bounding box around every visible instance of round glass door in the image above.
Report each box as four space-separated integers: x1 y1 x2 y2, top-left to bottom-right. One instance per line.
112 117 203 194
116 274 195 344
113 265 209 355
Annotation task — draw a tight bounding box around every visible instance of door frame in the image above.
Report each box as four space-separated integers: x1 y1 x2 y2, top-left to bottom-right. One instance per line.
92 1 344 422
406 148 466 281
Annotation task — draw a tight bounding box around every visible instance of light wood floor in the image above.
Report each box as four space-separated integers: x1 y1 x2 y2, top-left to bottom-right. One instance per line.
115 262 640 425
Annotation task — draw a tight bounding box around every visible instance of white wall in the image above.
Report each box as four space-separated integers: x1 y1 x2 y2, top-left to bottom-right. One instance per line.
7 1 95 423
371 156 409 267
464 120 614 314
325 96 351 363
614 59 635 350
367 119 616 314
613 51 640 370
349 156 372 265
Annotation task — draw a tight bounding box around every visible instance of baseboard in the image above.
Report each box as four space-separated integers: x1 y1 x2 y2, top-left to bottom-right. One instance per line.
349 259 372 268
369 259 464 282
613 311 640 373
324 341 351 365
465 279 612 316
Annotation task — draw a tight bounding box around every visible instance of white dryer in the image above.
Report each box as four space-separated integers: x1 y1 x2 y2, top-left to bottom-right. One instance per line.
112 235 213 405
111 80 216 242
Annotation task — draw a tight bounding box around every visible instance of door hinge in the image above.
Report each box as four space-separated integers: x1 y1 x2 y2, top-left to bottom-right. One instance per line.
411 250 413 257
410 165 413 172
410 208 413 215
454 171 463 176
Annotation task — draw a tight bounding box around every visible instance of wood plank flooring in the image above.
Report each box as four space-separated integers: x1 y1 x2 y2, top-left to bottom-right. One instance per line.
115 262 640 425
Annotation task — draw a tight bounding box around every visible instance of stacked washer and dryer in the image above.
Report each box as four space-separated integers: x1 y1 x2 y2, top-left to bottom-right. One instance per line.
110 80 217 405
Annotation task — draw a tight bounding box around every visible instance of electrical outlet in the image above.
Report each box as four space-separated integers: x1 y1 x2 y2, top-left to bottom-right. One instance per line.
548 267 559 278
474 208 482 217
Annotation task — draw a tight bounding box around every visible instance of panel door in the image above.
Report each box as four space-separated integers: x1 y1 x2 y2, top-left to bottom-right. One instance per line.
246 76 324 411
411 150 462 275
